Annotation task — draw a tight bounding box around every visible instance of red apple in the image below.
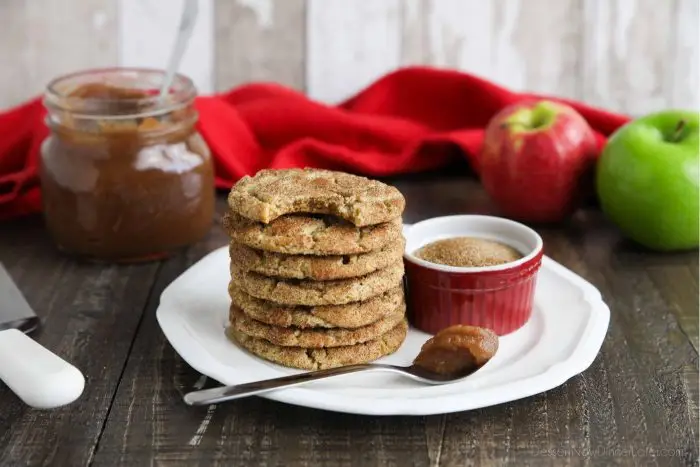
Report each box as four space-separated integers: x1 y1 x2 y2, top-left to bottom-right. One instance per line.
479 100 598 223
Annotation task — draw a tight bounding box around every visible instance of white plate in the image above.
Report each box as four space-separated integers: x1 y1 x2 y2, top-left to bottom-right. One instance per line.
157 227 610 416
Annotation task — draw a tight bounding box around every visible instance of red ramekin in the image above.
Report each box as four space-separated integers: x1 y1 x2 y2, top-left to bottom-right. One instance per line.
403 215 544 336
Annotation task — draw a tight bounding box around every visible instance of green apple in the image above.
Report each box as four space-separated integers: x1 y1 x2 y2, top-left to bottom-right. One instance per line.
596 109 699 251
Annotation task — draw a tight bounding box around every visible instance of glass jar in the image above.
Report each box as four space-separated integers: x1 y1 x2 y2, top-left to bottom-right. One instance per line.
40 68 215 262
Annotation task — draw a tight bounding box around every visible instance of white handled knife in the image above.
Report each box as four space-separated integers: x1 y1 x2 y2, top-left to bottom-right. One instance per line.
0 263 85 409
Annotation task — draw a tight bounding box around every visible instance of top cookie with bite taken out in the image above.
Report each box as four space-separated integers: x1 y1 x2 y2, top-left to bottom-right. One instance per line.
227 168 405 227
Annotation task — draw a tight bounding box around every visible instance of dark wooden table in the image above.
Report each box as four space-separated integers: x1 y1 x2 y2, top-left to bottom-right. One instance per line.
0 173 697 467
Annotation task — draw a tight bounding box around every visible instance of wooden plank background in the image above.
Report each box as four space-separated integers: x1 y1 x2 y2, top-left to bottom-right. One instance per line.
0 0 697 115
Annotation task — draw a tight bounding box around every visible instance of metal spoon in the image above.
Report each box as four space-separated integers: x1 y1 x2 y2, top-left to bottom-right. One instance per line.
183 360 487 406
158 0 199 100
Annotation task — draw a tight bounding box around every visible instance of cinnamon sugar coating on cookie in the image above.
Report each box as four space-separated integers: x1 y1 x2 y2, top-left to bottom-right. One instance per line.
223 212 402 255
228 237 405 280
230 260 405 306
228 284 405 329
227 168 405 226
229 303 405 348
226 319 408 370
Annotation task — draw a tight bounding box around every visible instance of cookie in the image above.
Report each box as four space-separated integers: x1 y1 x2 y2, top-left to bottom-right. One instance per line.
227 168 405 226
229 303 405 348
229 283 405 329
226 319 408 370
223 212 403 256
230 260 405 306
228 237 405 280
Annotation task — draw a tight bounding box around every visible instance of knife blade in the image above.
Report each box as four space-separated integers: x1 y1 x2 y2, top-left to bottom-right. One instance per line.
0 262 40 333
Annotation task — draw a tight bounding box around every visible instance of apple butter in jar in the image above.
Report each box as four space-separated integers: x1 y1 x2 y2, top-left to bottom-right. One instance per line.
40 68 215 262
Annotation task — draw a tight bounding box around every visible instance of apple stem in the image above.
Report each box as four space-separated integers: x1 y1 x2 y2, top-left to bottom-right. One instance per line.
670 119 687 143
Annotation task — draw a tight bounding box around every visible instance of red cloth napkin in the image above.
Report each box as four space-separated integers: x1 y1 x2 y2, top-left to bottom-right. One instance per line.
0 66 630 221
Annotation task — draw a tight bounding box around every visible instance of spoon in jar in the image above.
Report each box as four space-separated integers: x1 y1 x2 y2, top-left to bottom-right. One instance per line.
183 325 498 406
158 0 199 100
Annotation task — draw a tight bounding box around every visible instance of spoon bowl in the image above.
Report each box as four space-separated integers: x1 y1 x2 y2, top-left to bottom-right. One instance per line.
183 361 487 406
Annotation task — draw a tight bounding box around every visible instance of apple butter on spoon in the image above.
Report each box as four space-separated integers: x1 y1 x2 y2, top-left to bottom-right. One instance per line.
411 325 499 380
183 325 499 406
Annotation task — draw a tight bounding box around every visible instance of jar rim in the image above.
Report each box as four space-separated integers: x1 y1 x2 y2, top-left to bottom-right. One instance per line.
44 67 197 120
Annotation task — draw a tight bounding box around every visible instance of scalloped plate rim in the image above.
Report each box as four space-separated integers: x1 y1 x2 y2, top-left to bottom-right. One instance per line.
156 226 610 415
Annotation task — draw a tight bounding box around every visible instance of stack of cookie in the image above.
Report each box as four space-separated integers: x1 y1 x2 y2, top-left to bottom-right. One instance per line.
222 168 408 370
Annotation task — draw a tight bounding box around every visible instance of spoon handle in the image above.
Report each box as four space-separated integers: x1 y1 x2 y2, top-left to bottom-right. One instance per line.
183 363 396 406
159 0 199 99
